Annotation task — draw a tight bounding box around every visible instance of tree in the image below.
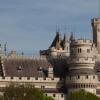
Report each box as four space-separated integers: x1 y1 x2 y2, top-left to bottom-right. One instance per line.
3 84 54 100
67 90 100 100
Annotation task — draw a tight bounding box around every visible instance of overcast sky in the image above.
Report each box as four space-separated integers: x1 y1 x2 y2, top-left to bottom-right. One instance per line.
0 0 99 55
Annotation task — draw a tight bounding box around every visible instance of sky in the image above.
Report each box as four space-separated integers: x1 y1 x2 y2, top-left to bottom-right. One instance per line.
0 0 99 55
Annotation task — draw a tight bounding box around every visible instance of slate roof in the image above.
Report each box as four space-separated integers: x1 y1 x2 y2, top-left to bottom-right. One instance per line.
3 58 67 78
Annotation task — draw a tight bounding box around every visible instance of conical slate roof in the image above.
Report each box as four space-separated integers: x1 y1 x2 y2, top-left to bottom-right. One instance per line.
62 34 67 49
50 32 62 49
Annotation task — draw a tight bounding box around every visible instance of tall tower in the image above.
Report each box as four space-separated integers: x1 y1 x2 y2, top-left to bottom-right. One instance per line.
91 18 100 53
66 39 98 94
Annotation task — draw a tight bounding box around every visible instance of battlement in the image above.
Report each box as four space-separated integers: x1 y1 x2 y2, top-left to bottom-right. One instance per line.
71 39 93 46
0 77 61 83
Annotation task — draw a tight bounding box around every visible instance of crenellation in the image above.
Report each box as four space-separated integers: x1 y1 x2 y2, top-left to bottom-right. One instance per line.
0 77 61 83
71 39 93 45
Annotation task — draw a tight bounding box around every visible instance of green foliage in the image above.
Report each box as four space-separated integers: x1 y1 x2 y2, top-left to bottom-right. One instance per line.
2 84 54 100
67 90 100 100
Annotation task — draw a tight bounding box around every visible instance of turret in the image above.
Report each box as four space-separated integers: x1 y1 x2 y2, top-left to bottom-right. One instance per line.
66 39 98 94
91 18 100 53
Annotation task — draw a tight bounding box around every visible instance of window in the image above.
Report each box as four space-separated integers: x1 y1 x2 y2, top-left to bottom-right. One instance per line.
27 77 30 80
77 75 80 79
93 76 95 79
78 48 82 53
17 66 22 71
78 48 80 53
11 77 13 79
2 77 5 79
52 78 54 80
53 94 55 97
35 77 38 80
43 78 46 80
81 84 83 88
41 86 45 89
61 94 63 98
86 75 88 79
19 77 21 80
80 48 82 53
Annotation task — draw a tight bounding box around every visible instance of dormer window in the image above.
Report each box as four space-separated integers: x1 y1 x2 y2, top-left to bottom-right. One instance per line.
17 66 22 71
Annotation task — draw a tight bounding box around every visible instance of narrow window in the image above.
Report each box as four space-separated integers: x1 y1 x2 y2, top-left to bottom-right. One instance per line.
53 94 55 97
61 94 63 98
77 75 80 79
93 76 95 79
80 48 82 53
86 75 88 79
78 48 80 53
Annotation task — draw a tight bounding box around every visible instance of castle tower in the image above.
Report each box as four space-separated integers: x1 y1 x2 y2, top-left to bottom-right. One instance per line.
91 18 100 53
66 39 98 94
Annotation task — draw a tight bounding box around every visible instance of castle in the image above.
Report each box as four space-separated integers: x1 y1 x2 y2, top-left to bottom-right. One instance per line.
0 18 100 100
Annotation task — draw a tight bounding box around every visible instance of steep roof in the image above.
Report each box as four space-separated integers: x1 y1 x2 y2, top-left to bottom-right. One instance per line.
3 58 67 78
50 32 62 49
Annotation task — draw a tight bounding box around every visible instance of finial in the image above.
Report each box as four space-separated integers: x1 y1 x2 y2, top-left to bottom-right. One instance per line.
70 32 74 41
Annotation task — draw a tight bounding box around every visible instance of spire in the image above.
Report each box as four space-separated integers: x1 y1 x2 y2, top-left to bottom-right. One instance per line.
61 34 67 50
70 32 74 41
50 32 62 49
63 34 67 43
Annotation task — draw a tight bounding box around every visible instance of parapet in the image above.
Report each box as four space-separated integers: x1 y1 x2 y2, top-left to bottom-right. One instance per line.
71 39 93 46
0 77 61 83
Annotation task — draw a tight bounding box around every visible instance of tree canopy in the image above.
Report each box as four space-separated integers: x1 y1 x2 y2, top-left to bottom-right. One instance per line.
0 84 54 100
67 90 100 100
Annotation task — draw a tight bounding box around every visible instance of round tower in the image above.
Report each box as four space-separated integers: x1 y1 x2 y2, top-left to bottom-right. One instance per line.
92 18 100 53
66 39 98 94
